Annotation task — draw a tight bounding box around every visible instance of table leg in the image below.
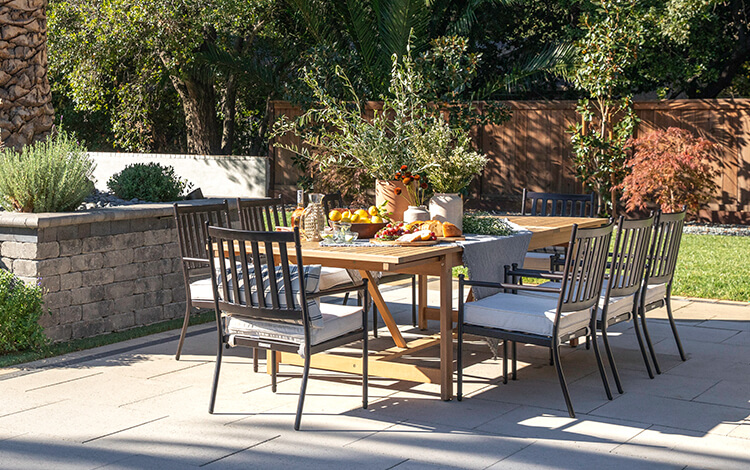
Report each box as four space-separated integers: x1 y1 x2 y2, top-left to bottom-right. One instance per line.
418 274 428 330
361 270 407 348
439 257 453 401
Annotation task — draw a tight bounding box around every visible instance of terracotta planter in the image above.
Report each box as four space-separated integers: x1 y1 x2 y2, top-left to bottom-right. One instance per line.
429 193 463 230
404 205 430 223
375 179 410 222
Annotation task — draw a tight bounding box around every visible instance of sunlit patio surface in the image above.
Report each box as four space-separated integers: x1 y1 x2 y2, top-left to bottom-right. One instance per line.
2 279 750 469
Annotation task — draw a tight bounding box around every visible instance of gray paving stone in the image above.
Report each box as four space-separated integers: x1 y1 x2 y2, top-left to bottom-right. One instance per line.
591 392 749 435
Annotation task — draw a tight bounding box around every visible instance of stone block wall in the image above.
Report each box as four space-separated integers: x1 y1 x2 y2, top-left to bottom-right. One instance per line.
0 0 55 149
0 203 218 342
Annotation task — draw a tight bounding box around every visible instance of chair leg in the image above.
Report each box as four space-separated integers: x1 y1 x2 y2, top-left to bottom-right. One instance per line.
343 292 350 305
208 335 224 414
511 341 517 380
294 352 311 431
271 350 278 393
253 348 259 373
372 305 378 338
665 295 687 361
552 342 575 418
631 305 655 379
585 336 591 350
590 322 613 400
175 303 192 360
549 348 554 366
601 322 624 394
363 329 369 410
411 276 417 327
457 319 464 401
640 306 661 375
502 340 508 384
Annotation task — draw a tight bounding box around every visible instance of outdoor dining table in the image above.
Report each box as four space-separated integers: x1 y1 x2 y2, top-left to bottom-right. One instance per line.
229 216 606 401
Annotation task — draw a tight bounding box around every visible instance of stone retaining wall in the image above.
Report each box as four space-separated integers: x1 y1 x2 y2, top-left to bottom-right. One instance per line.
0 202 227 342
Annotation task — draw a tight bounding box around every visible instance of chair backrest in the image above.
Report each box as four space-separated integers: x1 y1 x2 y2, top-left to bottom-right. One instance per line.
645 209 686 286
237 196 288 231
322 192 344 215
605 215 655 301
556 221 613 324
173 201 231 274
207 225 309 329
522 189 597 217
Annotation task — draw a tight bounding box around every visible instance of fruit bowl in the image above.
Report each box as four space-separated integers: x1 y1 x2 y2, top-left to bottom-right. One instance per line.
330 221 387 239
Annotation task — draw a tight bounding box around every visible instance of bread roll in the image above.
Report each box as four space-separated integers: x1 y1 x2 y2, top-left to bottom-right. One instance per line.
442 222 462 237
420 220 443 236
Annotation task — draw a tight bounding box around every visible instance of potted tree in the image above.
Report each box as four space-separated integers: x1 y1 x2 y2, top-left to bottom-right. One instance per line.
412 117 487 229
272 55 430 221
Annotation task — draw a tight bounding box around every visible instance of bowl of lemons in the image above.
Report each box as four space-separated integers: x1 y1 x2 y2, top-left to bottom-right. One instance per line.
328 206 387 239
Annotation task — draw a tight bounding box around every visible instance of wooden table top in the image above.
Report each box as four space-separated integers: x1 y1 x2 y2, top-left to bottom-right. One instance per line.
224 216 606 268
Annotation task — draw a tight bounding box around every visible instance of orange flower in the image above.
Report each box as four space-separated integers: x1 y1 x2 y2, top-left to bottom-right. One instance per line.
420 182 428 189
400 164 408 171
413 174 420 180
403 177 412 185
394 187 402 195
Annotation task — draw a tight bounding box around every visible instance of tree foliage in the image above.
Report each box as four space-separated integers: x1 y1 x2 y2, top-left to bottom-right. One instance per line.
48 0 283 154
620 127 718 213
568 0 642 215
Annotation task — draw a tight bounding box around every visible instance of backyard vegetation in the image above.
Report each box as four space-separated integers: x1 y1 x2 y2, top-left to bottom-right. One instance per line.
672 234 750 302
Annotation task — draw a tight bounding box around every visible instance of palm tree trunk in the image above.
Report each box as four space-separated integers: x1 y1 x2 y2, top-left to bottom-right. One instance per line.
0 0 55 150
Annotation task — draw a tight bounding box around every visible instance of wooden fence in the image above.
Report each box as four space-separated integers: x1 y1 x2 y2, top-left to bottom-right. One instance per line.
268 99 750 222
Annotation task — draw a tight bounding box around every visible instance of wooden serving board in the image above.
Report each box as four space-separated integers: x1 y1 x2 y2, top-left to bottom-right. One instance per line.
371 239 440 247
437 236 465 241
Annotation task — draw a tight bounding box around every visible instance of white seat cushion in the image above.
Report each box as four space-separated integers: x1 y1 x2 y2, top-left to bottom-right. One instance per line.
319 267 354 291
189 277 214 303
464 292 591 337
226 302 364 353
644 283 667 306
535 281 636 321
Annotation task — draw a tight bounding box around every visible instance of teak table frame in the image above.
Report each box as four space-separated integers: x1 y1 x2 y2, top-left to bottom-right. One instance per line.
232 216 605 401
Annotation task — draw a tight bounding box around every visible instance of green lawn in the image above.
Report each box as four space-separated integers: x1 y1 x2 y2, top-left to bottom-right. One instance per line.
453 234 750 302
672 234 750 301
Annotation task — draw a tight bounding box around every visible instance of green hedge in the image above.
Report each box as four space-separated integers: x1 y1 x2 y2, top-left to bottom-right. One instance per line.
0 270 48 354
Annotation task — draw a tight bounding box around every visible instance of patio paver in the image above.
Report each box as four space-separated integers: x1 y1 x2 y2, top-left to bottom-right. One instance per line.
1 284 749 469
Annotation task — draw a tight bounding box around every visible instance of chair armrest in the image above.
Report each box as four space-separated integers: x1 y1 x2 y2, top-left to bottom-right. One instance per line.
505 267 564 280
463 278 561 295
308 281 367 299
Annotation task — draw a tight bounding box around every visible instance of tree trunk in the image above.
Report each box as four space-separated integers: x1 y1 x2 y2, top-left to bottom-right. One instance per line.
221 73 237 155
170 74 221 155
0 0 55 150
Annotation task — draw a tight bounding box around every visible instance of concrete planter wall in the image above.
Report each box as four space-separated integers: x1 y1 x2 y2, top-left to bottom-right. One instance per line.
88 152 269 198
0 202 228 343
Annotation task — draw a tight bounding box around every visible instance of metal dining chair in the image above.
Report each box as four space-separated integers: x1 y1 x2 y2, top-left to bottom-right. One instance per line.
638 209 688 375
457 221 615 417
206 225 369 430
237 196 357 304
520 189 598 271
172 200 231 360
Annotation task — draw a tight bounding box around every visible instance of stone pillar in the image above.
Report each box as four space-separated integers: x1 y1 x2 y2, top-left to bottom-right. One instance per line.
0 0 54 150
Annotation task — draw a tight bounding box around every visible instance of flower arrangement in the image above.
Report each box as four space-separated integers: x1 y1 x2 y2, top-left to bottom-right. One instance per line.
412 118 488 194
393 164 429 207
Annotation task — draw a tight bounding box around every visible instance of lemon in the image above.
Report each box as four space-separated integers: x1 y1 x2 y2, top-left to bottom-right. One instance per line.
342 210 351 219
359 217 371 223
371 215 383 224
329 210 342 222
350 213 360 223
340 216 351 223
368 205 379 216
355 209 369 219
